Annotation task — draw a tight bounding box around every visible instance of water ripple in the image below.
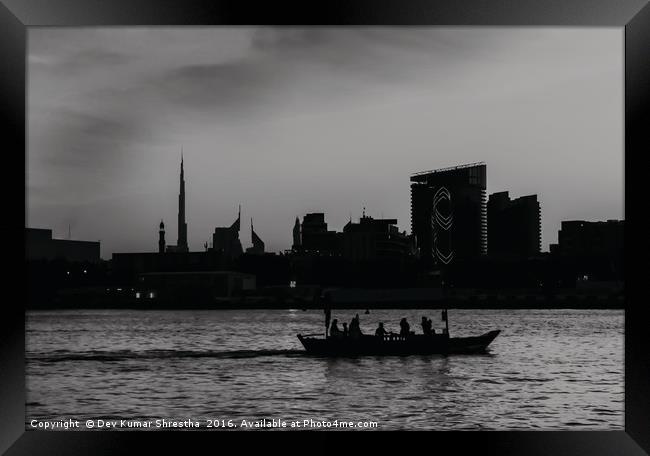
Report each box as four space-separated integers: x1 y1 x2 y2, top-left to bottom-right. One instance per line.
25 308 623 431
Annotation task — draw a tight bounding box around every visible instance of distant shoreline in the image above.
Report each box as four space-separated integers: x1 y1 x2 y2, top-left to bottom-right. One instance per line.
27 300 624 311
28 284 624 311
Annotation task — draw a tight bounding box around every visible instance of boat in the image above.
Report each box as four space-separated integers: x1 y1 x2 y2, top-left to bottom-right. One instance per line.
297 307 500 356
297 330 500 356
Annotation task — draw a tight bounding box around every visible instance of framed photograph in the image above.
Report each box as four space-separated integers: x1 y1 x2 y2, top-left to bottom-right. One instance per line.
2 0 649 454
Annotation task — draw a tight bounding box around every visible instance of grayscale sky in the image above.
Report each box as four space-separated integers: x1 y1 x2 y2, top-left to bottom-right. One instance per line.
27 28 623 259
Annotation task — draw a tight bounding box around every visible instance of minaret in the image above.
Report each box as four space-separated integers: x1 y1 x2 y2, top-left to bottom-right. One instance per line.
158 220 166 253
177 152 188 252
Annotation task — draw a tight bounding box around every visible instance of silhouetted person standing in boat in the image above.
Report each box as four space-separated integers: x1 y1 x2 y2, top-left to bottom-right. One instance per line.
421 316 433 335
399 318 410 339
342 322 349 337
375 322 388 339
330 319 342 339
324 307 331 337
441 310 449 336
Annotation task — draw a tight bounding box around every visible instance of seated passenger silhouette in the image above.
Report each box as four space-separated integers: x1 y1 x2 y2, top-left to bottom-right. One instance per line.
349 314 363 339
329 319 342 339
375 322 388 338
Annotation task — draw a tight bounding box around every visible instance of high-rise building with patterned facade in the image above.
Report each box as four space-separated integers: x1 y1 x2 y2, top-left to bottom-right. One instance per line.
410 162 487 265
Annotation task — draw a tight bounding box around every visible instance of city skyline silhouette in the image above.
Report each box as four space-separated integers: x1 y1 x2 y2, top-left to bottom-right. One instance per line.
27 28 623 258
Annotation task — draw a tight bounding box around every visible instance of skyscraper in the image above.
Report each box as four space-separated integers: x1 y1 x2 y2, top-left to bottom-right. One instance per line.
488 192 541 257
212 206 243 259
176 154 189 252
246 219 265 255
410 162 487 265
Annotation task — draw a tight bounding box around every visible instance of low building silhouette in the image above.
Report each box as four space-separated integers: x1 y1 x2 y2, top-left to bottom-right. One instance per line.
551 220 623 258
288 211 416 288
111 250 228 283
27 228 105 307
341 214 412 261
235 252 290 287
549 219 623 281
26 228 100 263
299 213 342 255
136 271 255 301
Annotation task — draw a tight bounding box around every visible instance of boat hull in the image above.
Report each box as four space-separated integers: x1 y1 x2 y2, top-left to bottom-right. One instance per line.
297 330 500 356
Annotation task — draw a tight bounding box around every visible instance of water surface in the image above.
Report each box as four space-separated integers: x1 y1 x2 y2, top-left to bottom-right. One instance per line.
26 308 623 430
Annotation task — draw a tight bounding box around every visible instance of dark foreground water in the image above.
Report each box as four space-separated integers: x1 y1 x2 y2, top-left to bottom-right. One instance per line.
26 309 623 430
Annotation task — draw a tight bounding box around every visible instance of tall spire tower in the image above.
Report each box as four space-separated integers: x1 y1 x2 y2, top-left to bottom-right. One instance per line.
177 150 188 252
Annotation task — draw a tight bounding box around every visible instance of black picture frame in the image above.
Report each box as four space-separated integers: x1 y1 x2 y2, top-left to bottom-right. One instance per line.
2 0 649 454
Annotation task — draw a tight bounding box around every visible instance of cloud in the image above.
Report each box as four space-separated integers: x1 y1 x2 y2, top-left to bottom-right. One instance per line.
85 28 493 124
151 60 276 112
29 46 133 75
32 109 140 169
